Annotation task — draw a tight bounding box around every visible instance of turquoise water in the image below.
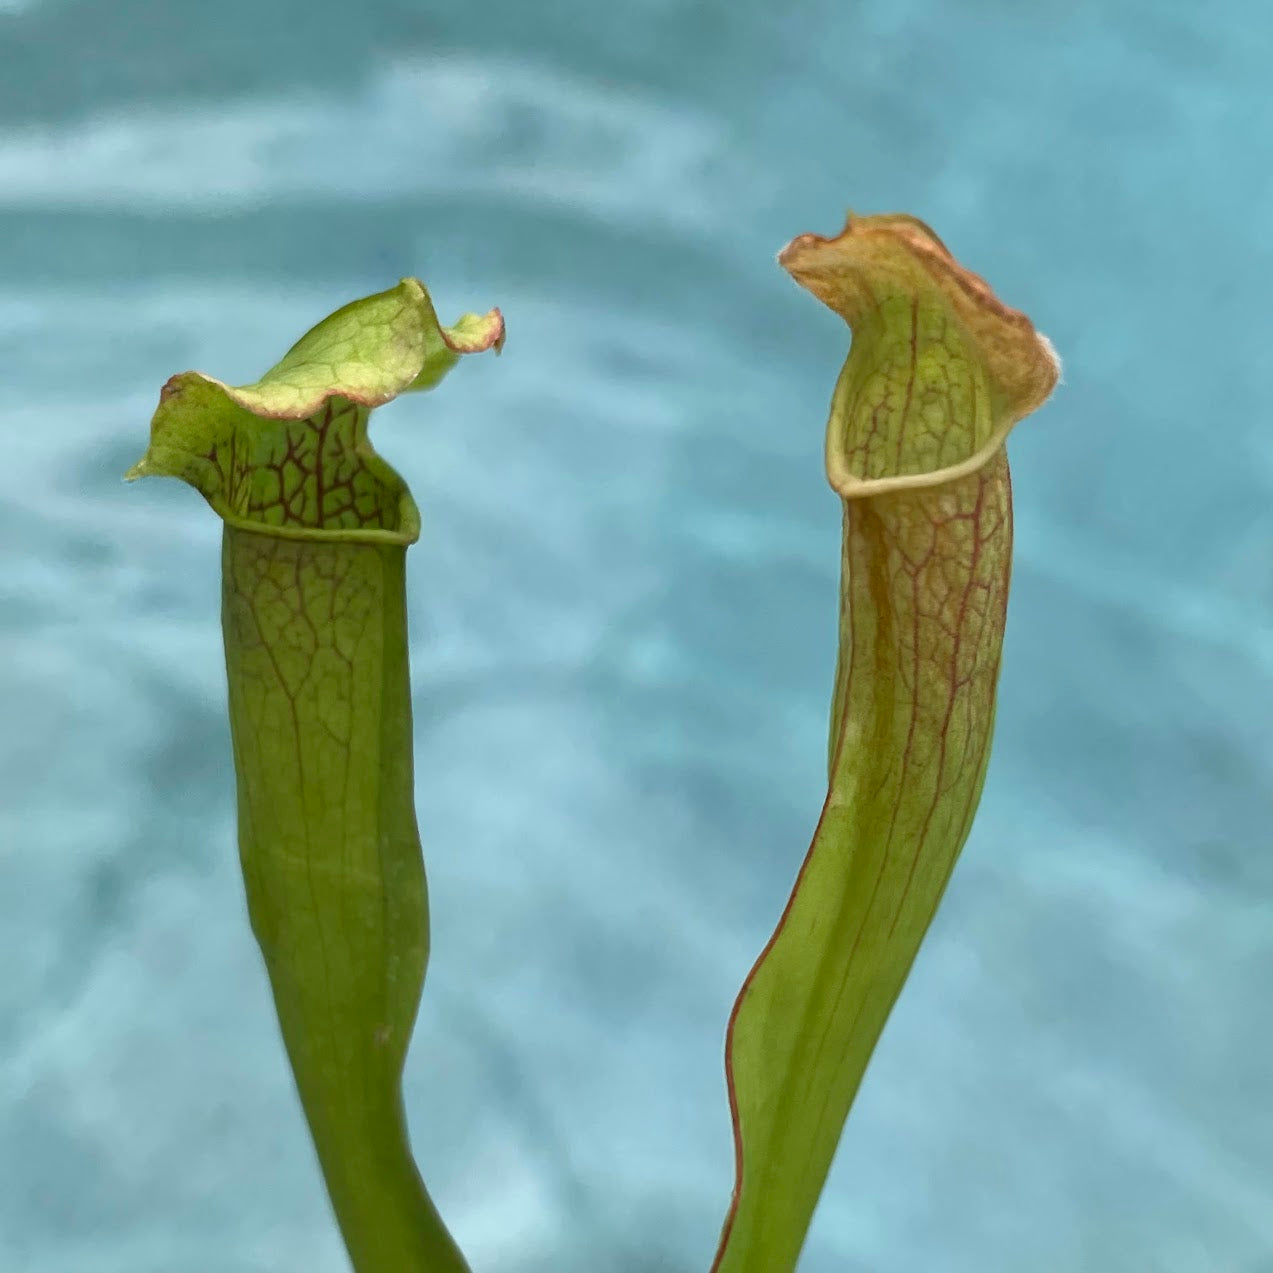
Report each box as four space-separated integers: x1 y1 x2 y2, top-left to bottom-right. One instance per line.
2 2 1271 1270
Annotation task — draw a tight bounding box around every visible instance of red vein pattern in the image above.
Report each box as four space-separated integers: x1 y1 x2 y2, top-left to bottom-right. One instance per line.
714 459 1012 1273
203 397 403 533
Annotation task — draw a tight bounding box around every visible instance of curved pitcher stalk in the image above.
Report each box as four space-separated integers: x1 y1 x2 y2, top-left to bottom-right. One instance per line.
713 214 1059 1273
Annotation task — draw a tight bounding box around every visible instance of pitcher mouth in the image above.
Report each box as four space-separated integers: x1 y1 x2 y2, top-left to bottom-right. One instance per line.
777 211 1060 500
131 387 424 546
126 278 504 546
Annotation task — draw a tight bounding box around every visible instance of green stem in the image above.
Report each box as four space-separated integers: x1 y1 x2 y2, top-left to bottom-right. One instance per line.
224 528 467 1272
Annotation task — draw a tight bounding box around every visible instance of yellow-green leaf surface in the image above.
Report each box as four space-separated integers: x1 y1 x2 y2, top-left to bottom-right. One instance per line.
129 281 502 1273
712 214 1059 1273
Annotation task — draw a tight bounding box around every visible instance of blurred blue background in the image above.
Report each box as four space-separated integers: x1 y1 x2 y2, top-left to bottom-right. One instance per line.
2 1 1271 1270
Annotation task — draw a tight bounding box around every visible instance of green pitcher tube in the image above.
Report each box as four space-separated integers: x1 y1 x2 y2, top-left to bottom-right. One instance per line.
712 215 1060 1273
129 281 504 1273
